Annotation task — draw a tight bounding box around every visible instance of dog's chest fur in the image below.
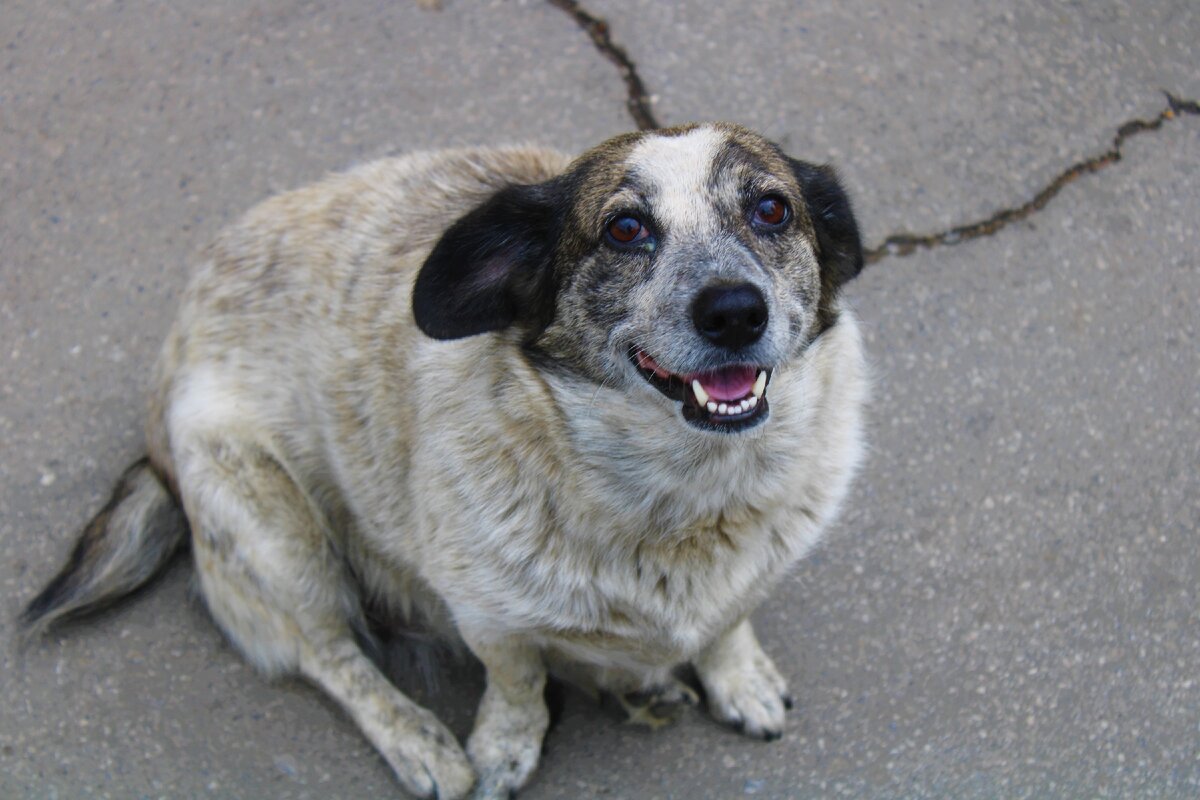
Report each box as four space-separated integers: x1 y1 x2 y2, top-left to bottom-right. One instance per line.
335 312 864 670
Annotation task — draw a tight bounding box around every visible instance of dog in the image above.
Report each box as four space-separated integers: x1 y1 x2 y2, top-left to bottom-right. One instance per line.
21 122 868 799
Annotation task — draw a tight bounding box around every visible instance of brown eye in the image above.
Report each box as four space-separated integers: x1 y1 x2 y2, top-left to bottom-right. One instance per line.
606 215 648 246
753 196 789 228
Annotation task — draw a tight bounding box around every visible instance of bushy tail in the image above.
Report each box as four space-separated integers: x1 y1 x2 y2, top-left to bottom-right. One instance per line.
20 458 188 639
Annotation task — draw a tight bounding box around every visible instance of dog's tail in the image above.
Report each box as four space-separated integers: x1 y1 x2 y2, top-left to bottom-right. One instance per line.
19 458 188 639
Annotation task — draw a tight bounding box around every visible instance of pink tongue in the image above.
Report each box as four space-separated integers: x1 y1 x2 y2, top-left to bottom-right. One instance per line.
690 365 757 401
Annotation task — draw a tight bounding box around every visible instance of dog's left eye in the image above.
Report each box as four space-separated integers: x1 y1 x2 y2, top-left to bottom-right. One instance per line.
752 195 790 229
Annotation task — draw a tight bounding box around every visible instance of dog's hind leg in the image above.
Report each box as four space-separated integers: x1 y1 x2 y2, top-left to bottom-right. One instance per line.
608 679 699 730
176 432 475 800
547 656 699 730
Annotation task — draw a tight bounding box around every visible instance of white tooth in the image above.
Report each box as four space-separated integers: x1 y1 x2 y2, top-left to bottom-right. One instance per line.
752 371 767 398
740 399 750 412
706 401 717 412
718 403 728 415
748 395 758 409
692 379 709 406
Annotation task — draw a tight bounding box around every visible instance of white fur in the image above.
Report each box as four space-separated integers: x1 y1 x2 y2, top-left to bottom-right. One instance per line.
626 126 726 236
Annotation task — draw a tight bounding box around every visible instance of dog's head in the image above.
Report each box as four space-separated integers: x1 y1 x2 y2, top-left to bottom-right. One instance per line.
413 123 862 434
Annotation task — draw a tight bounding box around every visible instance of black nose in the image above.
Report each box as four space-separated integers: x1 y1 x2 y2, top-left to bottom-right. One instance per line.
691 283 769 349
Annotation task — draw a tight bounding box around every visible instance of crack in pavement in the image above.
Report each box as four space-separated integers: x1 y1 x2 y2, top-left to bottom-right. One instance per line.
545 2 1196 267
864 93 1200 264
546 0 660 131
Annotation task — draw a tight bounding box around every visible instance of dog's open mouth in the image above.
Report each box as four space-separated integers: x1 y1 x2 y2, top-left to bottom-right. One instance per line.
630 348 771 432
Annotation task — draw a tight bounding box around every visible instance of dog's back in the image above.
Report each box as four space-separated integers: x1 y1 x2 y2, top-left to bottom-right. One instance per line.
146 147 573 490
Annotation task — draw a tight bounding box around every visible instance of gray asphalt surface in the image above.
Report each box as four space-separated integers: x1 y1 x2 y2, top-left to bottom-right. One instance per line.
2 1 1198 798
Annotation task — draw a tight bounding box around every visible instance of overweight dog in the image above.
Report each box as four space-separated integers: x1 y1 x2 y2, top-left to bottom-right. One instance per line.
22 123 868 799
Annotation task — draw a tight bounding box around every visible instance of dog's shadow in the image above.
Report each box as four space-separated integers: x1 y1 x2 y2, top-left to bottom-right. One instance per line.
378 631 586 741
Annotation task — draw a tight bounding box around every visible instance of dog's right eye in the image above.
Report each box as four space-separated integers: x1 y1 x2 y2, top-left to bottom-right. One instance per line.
606 215 650 247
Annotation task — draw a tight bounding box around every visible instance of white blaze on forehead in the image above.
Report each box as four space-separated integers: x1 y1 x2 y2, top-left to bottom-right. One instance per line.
626 126 725 236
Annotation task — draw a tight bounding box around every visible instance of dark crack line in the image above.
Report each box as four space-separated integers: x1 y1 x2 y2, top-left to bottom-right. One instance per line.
547 0 660 131
865 92 1200 264
537 9 1194 267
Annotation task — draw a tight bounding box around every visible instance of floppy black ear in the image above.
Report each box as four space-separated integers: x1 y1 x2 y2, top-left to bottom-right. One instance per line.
790 160 863 290
413 182 563 340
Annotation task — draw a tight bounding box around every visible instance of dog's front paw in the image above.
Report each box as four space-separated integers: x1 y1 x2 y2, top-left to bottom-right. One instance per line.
462 638 550 799
465 683 549 800
695 620 792 741
380 706 477 799
466 708 547 800
701 652 790 740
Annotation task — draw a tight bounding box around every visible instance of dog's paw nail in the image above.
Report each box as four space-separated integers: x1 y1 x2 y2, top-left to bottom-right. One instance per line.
467 776 519 800
763 729 782 742
782 694 794 711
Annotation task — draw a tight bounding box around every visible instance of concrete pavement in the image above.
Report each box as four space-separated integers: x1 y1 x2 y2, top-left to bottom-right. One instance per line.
2 1 1198 798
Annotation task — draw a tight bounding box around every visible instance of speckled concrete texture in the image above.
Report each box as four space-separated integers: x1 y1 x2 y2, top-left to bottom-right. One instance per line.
587 0 1200 244
2 2 1198 799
